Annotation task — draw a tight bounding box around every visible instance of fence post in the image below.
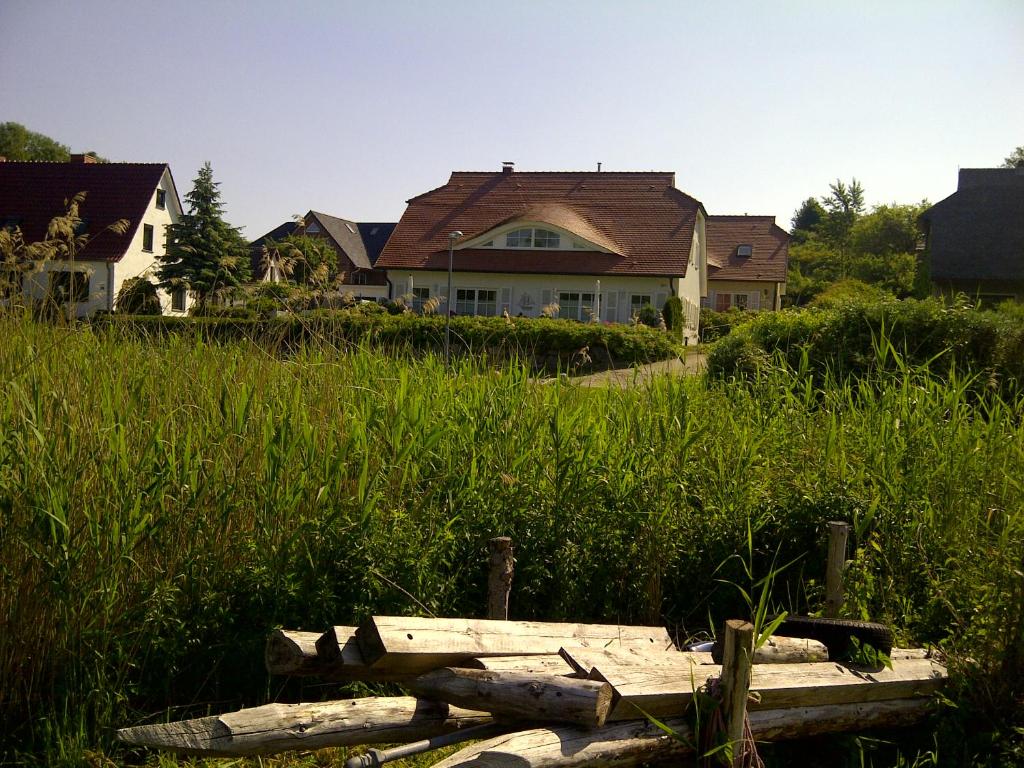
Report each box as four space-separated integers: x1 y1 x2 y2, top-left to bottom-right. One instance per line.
825 521 850 619
721 619 754 766
487 537 513 620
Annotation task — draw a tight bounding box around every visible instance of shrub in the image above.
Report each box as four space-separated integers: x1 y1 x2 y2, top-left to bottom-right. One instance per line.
699 307 757 343
809 278 891 309
637 303 661 328
114 277 161 315
662 295 683 332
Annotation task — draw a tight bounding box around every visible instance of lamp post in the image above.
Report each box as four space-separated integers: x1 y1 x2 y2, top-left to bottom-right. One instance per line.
445 230 462 365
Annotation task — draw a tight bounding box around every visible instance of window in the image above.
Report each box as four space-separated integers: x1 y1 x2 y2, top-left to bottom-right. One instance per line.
630 294 652 315
306 222 321 234
455 288 498 316
412 286 430 312
737 244 753 257
734 293 749 309
171 287 187 312
142 224 154 252
504 227 560 249
155 189 166 210
353 271 368 285
50 270 90 304
558 292 596 321
505 228 533 248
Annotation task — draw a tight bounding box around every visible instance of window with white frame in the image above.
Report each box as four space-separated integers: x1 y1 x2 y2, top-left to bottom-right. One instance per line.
156 189 167 210
411 286 430 311
630 294 652 315
142 224 154 252
558 291 595 321
504 227 560 249
171 287 187 312
456 288 498 316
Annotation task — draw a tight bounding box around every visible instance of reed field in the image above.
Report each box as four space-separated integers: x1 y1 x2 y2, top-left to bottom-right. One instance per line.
0 316 1022 767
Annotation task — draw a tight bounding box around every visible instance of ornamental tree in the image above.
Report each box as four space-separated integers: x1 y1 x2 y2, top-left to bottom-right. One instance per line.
158 162 250 303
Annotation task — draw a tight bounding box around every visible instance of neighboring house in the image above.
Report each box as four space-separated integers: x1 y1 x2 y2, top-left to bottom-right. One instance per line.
375 163 709 341
250 211 396 300
705 215 789 311
0 154 186 316
919 167 1024 302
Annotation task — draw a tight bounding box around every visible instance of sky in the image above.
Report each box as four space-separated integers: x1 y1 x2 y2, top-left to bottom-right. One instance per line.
1 0 1021 239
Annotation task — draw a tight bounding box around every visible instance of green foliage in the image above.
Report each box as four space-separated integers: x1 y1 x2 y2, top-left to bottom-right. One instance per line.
0 121 70 161
1 316 1021 765
1002 145 1024 168
276 233 340 287
662 295 684 337
698 307 757 343
790 197 826 244
157 162 251 302
114 277 162 315
636 303 661 328
809 278 891 309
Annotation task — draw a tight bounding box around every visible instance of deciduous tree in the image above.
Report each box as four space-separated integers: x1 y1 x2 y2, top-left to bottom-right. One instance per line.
1002 145 1024 168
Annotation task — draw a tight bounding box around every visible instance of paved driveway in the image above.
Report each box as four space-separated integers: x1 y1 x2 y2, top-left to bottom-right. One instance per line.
570 352 706 388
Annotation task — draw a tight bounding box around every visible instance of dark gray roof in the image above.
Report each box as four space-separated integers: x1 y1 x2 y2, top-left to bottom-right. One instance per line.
308 210 373 269
921 168 1024 282
357 222 397 265
249 220 299 277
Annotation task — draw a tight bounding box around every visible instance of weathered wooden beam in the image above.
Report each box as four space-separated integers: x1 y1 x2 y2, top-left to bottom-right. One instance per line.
559 647 708 677
409 667 614 729
268 628 411 682
116 697 492 757
594 658 947 721
487 536 514 620
430 699 934 768
461 654 577 675
332 616 674 675
720 620 754 766
825 521 850 618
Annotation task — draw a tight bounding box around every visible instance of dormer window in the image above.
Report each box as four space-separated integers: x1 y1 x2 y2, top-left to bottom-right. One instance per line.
504 227 560 248
737 244 753 257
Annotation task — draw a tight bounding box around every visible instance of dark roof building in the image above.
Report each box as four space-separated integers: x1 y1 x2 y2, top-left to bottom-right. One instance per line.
920 167 1024 301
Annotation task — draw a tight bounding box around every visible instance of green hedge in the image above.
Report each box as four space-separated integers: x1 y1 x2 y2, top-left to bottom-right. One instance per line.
707 297 1024 387
698 307 758 343
95 311 680 373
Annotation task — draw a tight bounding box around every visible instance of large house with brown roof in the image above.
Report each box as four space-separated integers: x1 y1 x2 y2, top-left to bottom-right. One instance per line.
376 163 710 341
705 215 789 311
251 210 395 299
919 167 1024 302
0 155 184 316
376 163 788 340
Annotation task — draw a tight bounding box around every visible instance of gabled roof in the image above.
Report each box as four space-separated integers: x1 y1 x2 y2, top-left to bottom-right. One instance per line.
706 215 789 282
920 168 1024 282
249 215 396 276
357 222 397 265
376 170 703 277
307 210 375 270
0 161 174 262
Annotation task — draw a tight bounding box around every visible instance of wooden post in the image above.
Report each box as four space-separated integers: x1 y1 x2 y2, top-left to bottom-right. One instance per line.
825 521 850 619
487 537 513 620
720 620 754 766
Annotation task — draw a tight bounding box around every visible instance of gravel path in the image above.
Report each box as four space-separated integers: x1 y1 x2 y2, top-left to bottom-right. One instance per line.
570 352 707 388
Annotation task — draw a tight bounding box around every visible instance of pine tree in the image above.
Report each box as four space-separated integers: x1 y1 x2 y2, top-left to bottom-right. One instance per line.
158 162 250 303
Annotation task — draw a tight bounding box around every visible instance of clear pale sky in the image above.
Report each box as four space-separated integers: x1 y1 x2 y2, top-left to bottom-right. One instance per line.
1 0 1021 238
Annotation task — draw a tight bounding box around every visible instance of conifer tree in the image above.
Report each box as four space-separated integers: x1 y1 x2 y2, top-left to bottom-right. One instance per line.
158 162 250 303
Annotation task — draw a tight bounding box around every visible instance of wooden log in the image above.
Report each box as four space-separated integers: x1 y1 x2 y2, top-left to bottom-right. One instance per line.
750 635 828 663
461 654 577 675
487 537 513 620
594 658 947 721
409 667 614 728
825 521 850 618
430 699 934 767
559 647 708 677
336 616 674 675
116 697 492 757
269 627 411 682
720 620 754 766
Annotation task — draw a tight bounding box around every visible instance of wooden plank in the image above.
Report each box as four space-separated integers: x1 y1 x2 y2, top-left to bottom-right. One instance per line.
409 668 613 728
116 697 491 757
559 647 708 677
339 616 674 674
460 654 576 675
595 658 947 721
270 628 411 682
430 699 934 767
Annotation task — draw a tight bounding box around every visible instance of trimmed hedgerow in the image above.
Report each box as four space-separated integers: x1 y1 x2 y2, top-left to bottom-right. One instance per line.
94 311 680 373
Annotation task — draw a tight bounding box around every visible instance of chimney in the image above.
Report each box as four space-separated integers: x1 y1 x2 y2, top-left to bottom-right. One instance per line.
70 153 98 164
502 161 514 175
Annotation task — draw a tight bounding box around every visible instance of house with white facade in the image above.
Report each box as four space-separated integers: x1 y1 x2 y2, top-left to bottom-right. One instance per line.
705 215 789 311
376 163 708 341
0 155 186 317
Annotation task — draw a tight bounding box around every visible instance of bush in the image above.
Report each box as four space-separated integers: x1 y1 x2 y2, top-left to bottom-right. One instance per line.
114 277 161 315
809 278 891 309
637 303 661 328
662 296 683 332
95 311 681 373
699 307 757 343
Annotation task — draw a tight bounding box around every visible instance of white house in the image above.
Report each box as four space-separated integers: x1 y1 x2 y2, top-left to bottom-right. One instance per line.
375 164 709 342
0 155 187 316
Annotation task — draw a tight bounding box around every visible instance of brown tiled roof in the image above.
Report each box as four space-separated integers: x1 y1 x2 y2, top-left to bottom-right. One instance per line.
706 215 789 282
0 161 171 262
376 171 702 277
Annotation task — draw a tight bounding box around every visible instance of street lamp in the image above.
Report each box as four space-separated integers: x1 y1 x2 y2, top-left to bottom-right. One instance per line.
445 230 462 365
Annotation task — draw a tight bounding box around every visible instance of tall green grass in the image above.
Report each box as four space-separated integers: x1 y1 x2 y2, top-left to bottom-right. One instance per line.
0 317 1021 766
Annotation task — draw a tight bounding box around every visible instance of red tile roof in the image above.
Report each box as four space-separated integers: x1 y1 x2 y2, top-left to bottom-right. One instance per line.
376 171 703 277
0 161 172 262
706 215 789 282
